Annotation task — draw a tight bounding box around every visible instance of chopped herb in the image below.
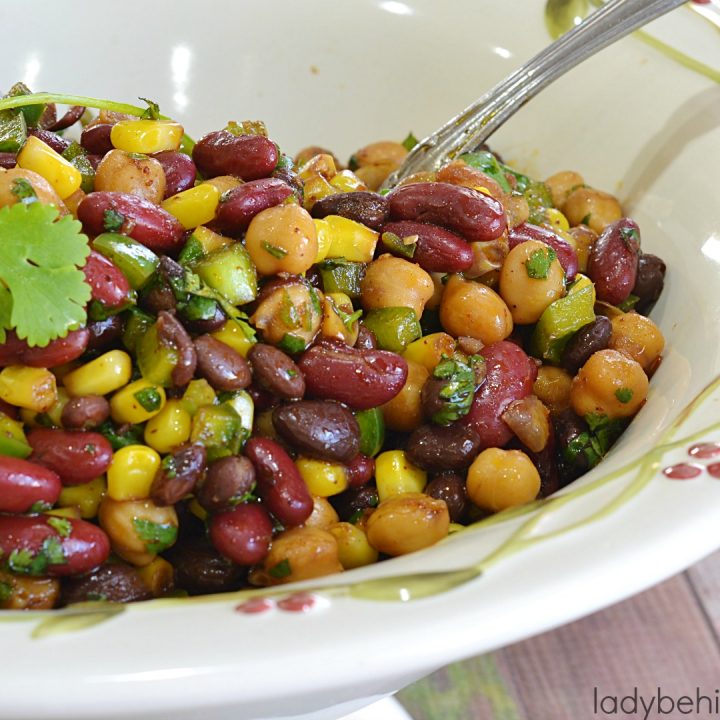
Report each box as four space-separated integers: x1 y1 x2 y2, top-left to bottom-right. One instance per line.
348 154 359 171
278 333 307 354
401 132 419 151
279 289 301 329
308 285 322 316
617 294 640 312
85 592 109 602
285 368 297 378
10 178 37 204
182 295 219 322
47 516 72 538
29 500 52 513
139 97 161 120
84 443 96 454
98 420 144 450
524 247 557 280
458 151 512 194
381 231 416 259
134 387 162 412
224 119 268 137
580 213 592 226
262 241 288 259
268 558 292 579
7 535 66 575
565 413 628 469
0 580 12 603
429 354 484 426
161 454 177 479
327 295 362 331
620 226 640 244
229 483 258 506
103 209 125 232
348 509 364 525
615 388 634 404
178 235 205 267
132 518 178 554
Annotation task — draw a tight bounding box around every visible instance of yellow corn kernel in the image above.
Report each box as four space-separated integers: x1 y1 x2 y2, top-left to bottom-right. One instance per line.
110 119 184 154
107 445 161 501
144 399 192 454
375 449 427 502
63 350 132 397
302 174 337 211
317 215 378 263
58 476 106 519
110 379 166 424
329 522 379 569
202 175 242 195
45 506 82 520
16 135 82 199
403 332 456 372
21 386 70 428
136 556 174 596
161 184 220 230
299 154 337 181
188 497 208 522
210 320 256 358
192 225 233 255
296 457 348 497
0 366 57 413
329 170 365 193
545 207 570 233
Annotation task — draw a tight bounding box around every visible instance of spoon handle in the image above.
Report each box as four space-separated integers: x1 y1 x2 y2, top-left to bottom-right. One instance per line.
384 0 687 188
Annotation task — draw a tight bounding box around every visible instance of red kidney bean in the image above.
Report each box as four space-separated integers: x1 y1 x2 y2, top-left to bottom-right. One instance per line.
387 182 506 242
194 335 251 391
81 123 114 155
197 455 256 513
0 456 62 513
150 444 207 506
587 217 641 305
508 222 578 282
633 253 666 315
344 454 375 488
28 428 113 486
28 128 71 155
0 327 89 369
248 343 305 400
272 400 360 463
0 332 32 366
245 437 313 526
83 250 132 308
0 399 18 419
406 423 481 471
461 340 537 449
61 563 152 605
153 150 197 198
209 503 273 566
561 316 612 374
382 220 474 272
156 311 197 387
192 130 279 181
425 472 468 523
0 152 17 169
214 178 294 236
298 340 408 411
354 324 377 350
247 383 277 413
0 514 110 577
310 191 390 231
86 315 124 353
61 395 110 430
165 537 245 594
77 192 185 253
44 105 85 132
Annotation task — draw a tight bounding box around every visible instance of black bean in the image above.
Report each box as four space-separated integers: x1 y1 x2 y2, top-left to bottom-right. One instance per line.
61 563 152 606
311 191 389 231
406 423 481 472
561 316 612 375
425 472 468 522
633 254 666 315
197 456 256 513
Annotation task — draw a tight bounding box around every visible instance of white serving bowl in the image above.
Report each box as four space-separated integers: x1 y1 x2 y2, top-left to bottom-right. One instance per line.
2 2 720 719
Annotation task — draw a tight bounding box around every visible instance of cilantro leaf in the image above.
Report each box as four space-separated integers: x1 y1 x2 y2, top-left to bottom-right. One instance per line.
11 178 37 204
262 241 288 259
134 387 162 412
615 387 634 404
429 354 484 426
139 97 161 120
0 580 12 603
0 203 91 346
524 247 557 280
132 518 178 554
402 132 419 151
47 516 72 538
268 558 292 579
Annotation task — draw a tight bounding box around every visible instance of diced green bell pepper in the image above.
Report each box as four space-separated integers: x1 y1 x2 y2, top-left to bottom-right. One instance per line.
361 307 421 354
5 82 45 128
92 233 160 290
317 259 365 300
135 322 179 387
0 412 31 458
62 141 95 193
122 307 154 354
190 403 246 461
0 108 26 153
354 407 385 457
195 243 257 306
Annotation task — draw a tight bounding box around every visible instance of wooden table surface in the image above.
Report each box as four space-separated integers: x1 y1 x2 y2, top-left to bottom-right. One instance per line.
397 550 720 719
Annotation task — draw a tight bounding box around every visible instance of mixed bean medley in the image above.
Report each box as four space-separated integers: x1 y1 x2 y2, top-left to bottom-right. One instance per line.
0 85 666 609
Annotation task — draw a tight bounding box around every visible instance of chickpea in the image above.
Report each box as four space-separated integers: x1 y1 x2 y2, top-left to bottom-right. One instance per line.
0 570 59 610
354 141 408 169
570 348 648 419
245 204 318 276
499 240 565 324
303 495 340 530
354 163 396 191
439 274 513 342
294 146 340 168
202 175 243 195
381 359 429 432
263 527 342 584
609 312 665 375
533 366 573 415
505 194 530 228
0 167 66 210
94 149 167 203
98 497 178 567
366 492 449 556
328 522 379 569
298 153 337 181
467 448 541 512
544 170 585 208
321 292 359 346
360 255 434 319
567 224 598 273
562 186 622 234
437 160 505 201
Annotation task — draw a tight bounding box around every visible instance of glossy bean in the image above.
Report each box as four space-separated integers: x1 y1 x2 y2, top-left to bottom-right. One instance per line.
329 484 379 522
508 222 578 282
461 340 537 449
61 563 152 605
81 123 114 155
273 400 360 462
214 178 294 236
387 181 506 242
86 316 125 353
248 343 305 401
61 395 110 430
194 335 251 391
77 191 185 253
344 454 375 488
354 324 377 350
164 538 246 595
1 327 90 368
245 436 313 526
0 514 110 577
192 130 278 180
28 428 113 485
298 340 408 410
156 311 197 387
310 191 389 231
425 472 468 523
83 250 132 308
152 150 197 198
405 423 481 471
150 444 207 506
587 218 641 305
561 316 612 374
382 220 474 273
197 455 256 512
27 128 71 155
0 456 62 513
633 254 666 315
209 503 273 566
44 105 85 132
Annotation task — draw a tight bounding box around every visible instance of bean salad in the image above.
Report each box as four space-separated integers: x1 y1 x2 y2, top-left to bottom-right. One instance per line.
0 86 666 608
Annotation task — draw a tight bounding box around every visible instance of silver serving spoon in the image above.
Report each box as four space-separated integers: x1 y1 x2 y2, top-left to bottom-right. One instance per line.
382 0 687 189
